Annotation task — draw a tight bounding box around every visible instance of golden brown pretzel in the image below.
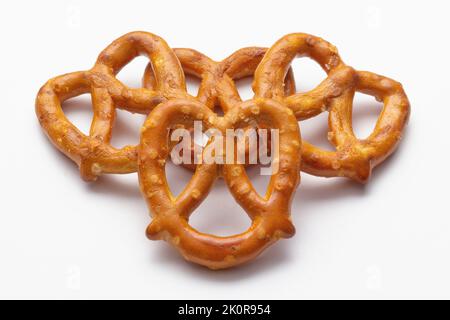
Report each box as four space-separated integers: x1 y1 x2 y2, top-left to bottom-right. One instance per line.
138 98 301 269
301 71 410 182
36 31 188 181
253 33 410 182
143 47 296 111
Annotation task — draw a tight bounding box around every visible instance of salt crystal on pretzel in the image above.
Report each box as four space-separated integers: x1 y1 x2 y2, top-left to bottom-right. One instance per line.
36 41 295 180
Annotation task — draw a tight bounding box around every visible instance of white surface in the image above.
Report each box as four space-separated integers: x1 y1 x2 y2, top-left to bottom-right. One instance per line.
0 0 449 300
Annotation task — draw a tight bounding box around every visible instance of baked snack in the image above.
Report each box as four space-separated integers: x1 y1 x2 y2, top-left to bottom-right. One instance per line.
254 33 410 182
35 31 410 269
36 32 188 181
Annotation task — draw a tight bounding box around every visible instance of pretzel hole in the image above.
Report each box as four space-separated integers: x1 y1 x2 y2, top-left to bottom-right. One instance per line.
235 71 296 102
352 93 383 139
110 109 147 148
299 112 335 151
165 161 195 197
116 56 149 88
291 57 327 93
235 77 254 101
189 180 252 236
244 164 272 197
62 94 93 135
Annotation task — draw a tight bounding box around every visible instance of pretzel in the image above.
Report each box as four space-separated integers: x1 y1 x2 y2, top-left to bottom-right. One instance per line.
138 98 301 269
36 31 188 181
36 42 295 180
253 33 410 182
143 47 296 170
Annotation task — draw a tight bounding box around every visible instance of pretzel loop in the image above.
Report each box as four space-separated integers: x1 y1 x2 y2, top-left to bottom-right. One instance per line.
36 32 187 181
93 32 188 113
138 98 301 269
253 33 353 120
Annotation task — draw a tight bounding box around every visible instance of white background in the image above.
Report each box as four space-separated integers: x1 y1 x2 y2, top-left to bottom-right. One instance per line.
0 0 449 299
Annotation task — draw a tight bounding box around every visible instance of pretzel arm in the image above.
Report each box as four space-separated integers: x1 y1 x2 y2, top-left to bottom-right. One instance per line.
89 87 115 142
285 65 356 120
36 72 91 166
139 98 300 269
357 71 410 166
143 47 297 111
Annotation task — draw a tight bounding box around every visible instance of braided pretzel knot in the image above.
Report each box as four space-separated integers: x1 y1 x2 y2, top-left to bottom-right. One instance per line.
143 47 296 111
36 32 187 181
254 33 410 183
143 47 296 170
138 98 301 269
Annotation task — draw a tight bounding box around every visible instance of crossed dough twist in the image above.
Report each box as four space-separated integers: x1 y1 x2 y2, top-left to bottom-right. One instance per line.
139 98 301 269
35 31 410 269
143 47 297 170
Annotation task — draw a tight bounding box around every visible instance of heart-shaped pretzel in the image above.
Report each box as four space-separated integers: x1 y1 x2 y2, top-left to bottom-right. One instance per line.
36 31 187 181
138 98 301 269
253 33 410 182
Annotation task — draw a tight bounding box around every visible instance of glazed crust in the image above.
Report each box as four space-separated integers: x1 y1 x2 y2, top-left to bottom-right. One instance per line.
140 49 302 269
138 98 301 269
